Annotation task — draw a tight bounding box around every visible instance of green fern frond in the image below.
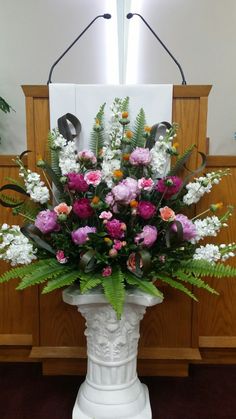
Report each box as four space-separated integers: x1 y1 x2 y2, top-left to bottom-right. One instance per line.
125 271 163 299
42 270 79 293
80 272 102 293
175 270 218 295
0 193 23 207
17 262 70 290
102 268 125 319
120 97 129 112
12 201 40 220
167 144 195 176
0 259 54 283
90 103 106 157
131 108 146 149
157 274 198 301
180 260 236 279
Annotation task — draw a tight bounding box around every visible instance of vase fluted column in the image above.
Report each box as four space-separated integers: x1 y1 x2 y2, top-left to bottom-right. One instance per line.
63 286 162 419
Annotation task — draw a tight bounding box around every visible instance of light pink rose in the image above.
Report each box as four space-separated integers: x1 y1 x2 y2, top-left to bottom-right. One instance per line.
84 170 102 187
99 211 113 220
160 206 175 222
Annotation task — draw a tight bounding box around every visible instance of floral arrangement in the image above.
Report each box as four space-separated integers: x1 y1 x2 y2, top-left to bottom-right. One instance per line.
0 97 236 318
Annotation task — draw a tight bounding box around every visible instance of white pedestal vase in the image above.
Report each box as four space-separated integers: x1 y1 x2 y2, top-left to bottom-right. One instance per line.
62 286 162 419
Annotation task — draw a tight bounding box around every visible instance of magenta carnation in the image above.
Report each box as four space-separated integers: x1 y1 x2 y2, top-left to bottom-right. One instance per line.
156 176 183 199
172 214 197 241
138 201 156 220
71 226 96 245
67 173 89 192
135 225 158 248
35 210 60 234
73 198 94 219
106 219 126 239
129 147 151 166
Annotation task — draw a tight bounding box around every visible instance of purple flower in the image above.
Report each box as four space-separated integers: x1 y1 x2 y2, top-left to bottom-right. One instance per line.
71 226 97 245
106 219 126 239
35 210 60 234
135 225 158 248
156 176 183 199
129 147 151 166
112 177 138 204
67 173 89 192
172 214 197 241
73 198 94 219
138 201 156 220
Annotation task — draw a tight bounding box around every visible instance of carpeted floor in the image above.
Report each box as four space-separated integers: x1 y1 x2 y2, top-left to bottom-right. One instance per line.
0 363 235 419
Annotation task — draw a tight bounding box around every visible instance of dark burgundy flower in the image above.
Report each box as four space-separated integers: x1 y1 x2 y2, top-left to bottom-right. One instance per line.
73 198 94 219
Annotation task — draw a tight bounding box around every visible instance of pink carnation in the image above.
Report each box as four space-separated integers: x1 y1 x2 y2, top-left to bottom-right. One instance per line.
67 173 89 192
135 225 158 248
73 198 94 219
129 147 151 166
35 210 60 234
56 250 68 264
84 170 102 187
156 176 183 198
71 226 97 245
138 177 154 191
138 201 156 220
102 266 112 277
106 219 126 239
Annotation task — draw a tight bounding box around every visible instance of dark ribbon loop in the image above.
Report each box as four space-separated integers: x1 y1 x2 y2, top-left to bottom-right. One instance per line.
57 113 81 142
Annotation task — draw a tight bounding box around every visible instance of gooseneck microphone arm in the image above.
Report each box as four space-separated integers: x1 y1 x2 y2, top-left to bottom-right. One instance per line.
127 13 187 85
47 14 112 84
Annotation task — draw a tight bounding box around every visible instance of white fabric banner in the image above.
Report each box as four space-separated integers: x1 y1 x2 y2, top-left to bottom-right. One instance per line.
49 84 173 150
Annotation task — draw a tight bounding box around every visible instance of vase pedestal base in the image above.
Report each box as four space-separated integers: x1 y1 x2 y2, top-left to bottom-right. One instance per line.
72 380 151 419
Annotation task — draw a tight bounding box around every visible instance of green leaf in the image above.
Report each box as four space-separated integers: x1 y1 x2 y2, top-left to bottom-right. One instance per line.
131 108 146 149
120 97 129 112
17 262 69 290
125 272 163 299
180 259 236 279
175 270 219 295
167 144 195 176
89 103 106 157
80 274 102 293
102 268 125 319
157 274 198 301
42 270 79 293
0 259 54 283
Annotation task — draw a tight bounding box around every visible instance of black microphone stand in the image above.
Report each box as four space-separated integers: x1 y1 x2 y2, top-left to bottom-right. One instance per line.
127 13 187 85
47 14 111 85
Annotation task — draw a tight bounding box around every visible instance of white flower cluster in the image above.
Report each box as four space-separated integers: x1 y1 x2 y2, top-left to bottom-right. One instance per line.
0 224 37 266
20 170 50 204
52 132 80 175
193 243 235 264
150 135 173 177
191 216 222 244
183 170 228 206
219 243 235 262
107 98 124 148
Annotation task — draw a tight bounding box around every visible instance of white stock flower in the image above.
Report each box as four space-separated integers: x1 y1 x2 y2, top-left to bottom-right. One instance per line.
58 142 80 175
193 244 221 263
150 140 172 177
192 216 222 243
0 225 37 266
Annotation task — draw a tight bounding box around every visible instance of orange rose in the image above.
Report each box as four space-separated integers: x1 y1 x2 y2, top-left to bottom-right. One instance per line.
54 203 72 215
159 206 175 222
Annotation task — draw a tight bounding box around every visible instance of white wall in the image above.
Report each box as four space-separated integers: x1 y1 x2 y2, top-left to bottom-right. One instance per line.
0 0 236 155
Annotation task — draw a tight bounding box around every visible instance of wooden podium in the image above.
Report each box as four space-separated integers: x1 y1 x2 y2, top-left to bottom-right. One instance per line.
2 84 236 376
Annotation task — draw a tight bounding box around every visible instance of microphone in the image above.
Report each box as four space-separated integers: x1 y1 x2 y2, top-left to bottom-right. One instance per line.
126 13 187 85
47 14 112 84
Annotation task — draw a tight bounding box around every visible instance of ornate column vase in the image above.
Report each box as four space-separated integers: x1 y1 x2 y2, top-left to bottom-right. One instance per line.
63 286 162 419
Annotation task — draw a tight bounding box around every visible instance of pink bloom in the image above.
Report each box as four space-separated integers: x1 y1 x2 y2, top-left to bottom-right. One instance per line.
71 226 97 245
102 266 112 277
138 201 156 220
105 192 115 206
135 225 158 248
73 198 94 219
99 211 113 220
54 203 72 215
172 214 197 241
127 252 143 273
67 173 89 192
35 210 60 234
129 147 151 166
112 177 138 204
56 250 68 264
84 170 102 187
78 150 97 164
156 176 183 198
106 219 125 239
109 248 118 257
113 239 123 250
160 206 176 222
138 177 154 191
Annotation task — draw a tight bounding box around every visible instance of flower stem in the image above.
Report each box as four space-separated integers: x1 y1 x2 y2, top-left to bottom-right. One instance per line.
191 208 211 221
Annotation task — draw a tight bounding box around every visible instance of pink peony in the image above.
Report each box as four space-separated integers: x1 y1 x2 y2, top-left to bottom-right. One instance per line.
112 177 138 204
172 214 197 241
137 177 154 191
73 198 94 219
71 226 97 245
78 150 97 164
67 173 89 192
84 170 102 187
102 266 112 277
35 210 60 234
105 192 115 206
138 201 156 220
106 219 126 239
135 225 158 248
156 176 183 198
160 206 175 222
129 147 151 166
56 250 68 264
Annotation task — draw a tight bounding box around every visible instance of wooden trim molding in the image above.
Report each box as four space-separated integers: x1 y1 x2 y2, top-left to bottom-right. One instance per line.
206 155 236 167
199 336 236 348
0 334 33 346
